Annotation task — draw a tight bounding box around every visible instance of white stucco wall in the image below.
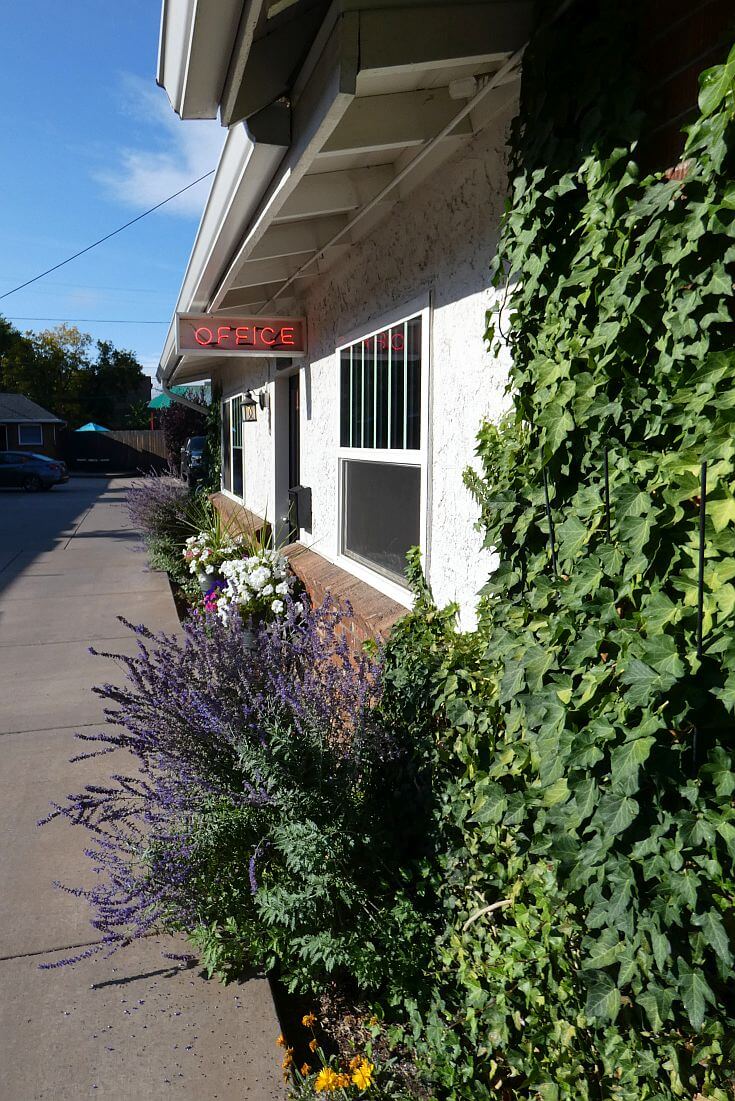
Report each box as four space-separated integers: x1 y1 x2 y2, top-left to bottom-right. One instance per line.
218 359 275 523
211 105 513 628
298 108 513 627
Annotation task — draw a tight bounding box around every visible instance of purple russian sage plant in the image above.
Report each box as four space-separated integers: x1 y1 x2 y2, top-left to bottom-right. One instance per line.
125 472 191 544
39 597 384 968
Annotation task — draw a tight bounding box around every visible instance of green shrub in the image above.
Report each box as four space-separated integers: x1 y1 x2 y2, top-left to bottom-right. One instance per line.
393 15 735 1101
388 11 735 1100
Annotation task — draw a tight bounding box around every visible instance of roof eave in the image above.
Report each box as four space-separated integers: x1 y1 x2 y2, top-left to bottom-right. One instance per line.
157 0 246 119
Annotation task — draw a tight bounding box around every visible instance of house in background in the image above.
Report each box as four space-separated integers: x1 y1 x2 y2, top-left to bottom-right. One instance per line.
0 394 65 457
155 0 733 637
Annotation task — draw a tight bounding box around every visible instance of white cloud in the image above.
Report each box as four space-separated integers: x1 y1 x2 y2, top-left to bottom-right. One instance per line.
95 74 225 218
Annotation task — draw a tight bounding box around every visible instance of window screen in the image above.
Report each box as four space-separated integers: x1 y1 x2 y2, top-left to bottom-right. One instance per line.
342 460 421 582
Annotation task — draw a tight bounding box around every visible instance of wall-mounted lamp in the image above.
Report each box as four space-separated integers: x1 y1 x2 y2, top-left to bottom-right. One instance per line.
258 389 269 412
242 392 258 422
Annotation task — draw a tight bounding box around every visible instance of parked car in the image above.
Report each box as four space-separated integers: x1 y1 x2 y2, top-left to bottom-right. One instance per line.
0 451 69 491
180 436 207 487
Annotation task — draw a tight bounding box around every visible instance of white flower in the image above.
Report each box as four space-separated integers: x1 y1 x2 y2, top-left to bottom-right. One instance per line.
250 568 271 593
262 583 274 596
275 581 289 596
271 599 284 615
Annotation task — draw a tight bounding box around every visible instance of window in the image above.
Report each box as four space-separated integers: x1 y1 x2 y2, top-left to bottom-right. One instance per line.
18 424 43 446
337 312 426 588
231 395 244 498
221 396 245 499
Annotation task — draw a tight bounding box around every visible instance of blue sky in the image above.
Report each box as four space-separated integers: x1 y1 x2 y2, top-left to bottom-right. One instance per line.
0 0 223 384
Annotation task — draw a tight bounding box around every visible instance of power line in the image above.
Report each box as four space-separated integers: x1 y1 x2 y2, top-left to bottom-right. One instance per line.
6 316 168 325
0 170 215 303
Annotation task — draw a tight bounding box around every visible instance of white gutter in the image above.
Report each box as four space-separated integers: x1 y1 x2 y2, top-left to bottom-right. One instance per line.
157 0 245 119
157 123 287 386
160 376 209 413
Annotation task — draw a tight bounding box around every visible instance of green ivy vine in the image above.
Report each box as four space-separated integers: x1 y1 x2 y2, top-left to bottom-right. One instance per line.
397 4 735 1098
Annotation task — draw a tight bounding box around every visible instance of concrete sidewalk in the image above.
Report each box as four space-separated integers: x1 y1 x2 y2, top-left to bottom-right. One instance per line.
0 479 284 1100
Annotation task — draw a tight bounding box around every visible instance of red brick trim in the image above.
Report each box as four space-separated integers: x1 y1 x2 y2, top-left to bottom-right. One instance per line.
284 544 406 646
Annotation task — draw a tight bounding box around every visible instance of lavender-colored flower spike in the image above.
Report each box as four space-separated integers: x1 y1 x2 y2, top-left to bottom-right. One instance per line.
40 595 384 970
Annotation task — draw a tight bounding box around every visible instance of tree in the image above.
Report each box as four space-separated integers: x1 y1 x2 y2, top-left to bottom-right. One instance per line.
0 317 149 428
161 398 207 466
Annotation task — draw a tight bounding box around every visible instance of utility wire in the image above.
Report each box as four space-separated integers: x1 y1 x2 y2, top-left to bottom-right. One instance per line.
6 317 168 325
0 170 215 303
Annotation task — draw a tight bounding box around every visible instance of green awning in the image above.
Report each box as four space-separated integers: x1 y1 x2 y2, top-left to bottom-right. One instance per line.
148 384 209 410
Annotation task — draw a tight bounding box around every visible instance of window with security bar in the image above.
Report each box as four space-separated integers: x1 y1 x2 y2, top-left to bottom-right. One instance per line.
337 313 424 587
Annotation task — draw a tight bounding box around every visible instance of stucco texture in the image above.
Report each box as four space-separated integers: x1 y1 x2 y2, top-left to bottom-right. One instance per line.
218 359 275 523
299 109 514 626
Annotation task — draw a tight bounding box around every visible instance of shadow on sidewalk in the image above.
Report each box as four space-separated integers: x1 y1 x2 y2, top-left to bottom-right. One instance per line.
0 477 136 603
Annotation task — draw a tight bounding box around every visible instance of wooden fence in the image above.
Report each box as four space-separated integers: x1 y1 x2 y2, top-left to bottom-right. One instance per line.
61 429 170 473
107 430 168 459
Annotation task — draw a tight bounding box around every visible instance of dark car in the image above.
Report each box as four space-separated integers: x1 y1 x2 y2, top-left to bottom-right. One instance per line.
180 436 207 487
0 451 69 491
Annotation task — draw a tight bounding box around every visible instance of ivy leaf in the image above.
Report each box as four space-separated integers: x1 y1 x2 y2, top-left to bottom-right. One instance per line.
716 820 735 857
537 403 574 453
698 45 735 117
473 784 508 825
542 777 570 807
700 747 735 797
619 659 660 707
610 735 655 785
711 680 735 714
640 591 678 632
677 960 715 1031
581 929 621 971
708 495 735 532
499 661 525 704
594 792 638 837
650 927 671 971
584 971 620 1022
556 516 589 560
640 635 684 679
697 911 732 966
523 644 554 691
637 984 675 1030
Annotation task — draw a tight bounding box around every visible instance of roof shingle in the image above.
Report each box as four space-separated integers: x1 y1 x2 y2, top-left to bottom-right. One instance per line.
0 393 64 424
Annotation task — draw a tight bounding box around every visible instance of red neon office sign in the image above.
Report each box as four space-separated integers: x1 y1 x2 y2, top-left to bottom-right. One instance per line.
176 314 307 357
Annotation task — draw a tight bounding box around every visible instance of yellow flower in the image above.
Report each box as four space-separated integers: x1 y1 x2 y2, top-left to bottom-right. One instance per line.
314 1067 342 1093
309 1038 318 1052
352 1059 375 1090
282 1049 294 1070
300 1063 312 1076
302 1012 317 1027
349 1055 362 1070
276 1033 286 1048
335 1073 351 1088
368 1016 379 1028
